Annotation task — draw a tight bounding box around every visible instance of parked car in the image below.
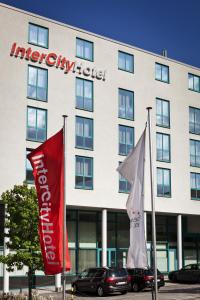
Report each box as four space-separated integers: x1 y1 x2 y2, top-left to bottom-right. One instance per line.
127 268 165 292
72 267 130 296
168 264 200 283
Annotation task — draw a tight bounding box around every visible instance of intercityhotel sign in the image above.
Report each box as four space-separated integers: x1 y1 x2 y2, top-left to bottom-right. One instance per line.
10 42 106 81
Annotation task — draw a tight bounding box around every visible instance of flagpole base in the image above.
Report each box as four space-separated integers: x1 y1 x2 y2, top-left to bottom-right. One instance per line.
55 287 62 292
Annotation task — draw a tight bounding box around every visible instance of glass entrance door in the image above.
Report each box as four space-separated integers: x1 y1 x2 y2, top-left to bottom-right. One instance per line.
97 249 116 267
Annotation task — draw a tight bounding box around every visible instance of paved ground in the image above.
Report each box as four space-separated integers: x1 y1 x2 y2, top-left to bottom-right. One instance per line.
37 282 200 300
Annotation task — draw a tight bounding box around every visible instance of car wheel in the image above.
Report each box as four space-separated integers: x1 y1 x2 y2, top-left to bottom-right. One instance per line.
72 284 78 294
121 290 127 295
132 282 140 292
97 286 104 297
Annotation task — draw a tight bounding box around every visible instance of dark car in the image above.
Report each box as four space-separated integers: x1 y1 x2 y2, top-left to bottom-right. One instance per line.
72 267 130 296
168 264 200 283
127 268 165 292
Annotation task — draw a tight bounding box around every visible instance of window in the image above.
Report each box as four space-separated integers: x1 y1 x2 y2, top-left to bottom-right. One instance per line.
157 168 171 197
28 23 48 48
118 89 134 120
75 156 93 189
76 38 93 61
76 78 93 111
191 173 200 200
27 66 48 101
119 162 131 193
118 51 134 73
189 107 200 135
27 107 47 142
156 133 170 162
155 63 169 83
188 73 200 92
190 140 200 167
156 98 170 128
26 149 34 183
76 117 93 150
119 125 134 155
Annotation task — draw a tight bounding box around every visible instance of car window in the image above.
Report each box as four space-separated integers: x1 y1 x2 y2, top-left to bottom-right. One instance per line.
183 265 192 270
87 269 97 278
80 270 89 278
95 269 106 277
108 268 127 277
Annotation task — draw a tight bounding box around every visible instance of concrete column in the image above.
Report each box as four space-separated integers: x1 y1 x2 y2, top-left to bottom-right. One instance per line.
3 226 9 293
55 273 62 292
177 214 182 269
102 209 107 267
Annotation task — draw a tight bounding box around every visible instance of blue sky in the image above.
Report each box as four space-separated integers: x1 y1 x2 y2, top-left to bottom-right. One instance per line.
1 0 200 68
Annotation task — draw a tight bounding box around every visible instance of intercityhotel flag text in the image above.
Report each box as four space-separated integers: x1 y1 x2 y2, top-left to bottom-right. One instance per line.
27 129 71 275
117 128 148 268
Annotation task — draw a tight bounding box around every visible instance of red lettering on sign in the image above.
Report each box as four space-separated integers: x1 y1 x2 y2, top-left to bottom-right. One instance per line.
46 53 57 66
31 51 40 62
10 42 16 56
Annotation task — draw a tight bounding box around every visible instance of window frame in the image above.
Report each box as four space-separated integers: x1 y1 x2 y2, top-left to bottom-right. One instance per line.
118 50 134 73
28 23 49 49
118 88 134 121
75 155 93 190
156 98 170 128
155 62 169 83
26 106 47 142
76 37 94 62
118 162 131 193
190 172 200 200
27 65 48 102
190 139 200 167
157 167 171 197
75 116 94 150
119 125 134 156
75 77 94 112
188 73 200 93
26 148 34 183
189 106 200 135
156 132 171 163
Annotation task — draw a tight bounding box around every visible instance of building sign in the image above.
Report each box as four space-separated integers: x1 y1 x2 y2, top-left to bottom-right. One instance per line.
10 42 106 81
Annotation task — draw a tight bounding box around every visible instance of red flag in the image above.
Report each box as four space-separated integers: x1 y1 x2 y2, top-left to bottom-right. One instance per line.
27 129 71 275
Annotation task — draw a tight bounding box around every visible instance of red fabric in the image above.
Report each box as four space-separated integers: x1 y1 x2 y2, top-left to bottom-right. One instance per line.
27 129 71 275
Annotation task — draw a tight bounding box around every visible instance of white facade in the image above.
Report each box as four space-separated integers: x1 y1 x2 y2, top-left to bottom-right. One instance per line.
0 3 200 288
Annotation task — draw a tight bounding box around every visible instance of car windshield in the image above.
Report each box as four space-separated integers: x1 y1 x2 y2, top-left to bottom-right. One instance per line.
144 269 161 275
108 268 127 277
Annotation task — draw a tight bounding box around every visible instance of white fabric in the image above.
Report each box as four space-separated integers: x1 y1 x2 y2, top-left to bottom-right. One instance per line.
117 128 148 269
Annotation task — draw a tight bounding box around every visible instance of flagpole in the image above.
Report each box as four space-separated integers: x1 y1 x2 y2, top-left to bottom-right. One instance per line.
146 107 158 300
62 115 68 300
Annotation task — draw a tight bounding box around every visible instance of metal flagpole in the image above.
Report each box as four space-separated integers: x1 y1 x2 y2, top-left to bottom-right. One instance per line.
146 107 158 300
62 115 68 300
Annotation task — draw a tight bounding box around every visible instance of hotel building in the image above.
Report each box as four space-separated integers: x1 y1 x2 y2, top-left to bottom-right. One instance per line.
0 2 200 289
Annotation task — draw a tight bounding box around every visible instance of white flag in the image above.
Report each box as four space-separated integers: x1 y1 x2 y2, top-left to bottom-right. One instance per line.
117 128 147 269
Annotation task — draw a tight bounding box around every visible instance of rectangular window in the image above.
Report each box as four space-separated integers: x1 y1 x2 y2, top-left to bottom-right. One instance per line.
118 51 134 73
155 63 169 83
190 140 200 167
75 156 93 189
26 149 34 183
119 162 131 193
157 168 171 197
189 107 200 135
76 38 93 61
27 107 47 142
28 23 48 48
188 73 200 92
156 133 170 162
76 117 93 150
76 78 93 111
118 89 134 120
191 172 200 200
156 98 170 128
28 66 48 101
119 125 134 155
